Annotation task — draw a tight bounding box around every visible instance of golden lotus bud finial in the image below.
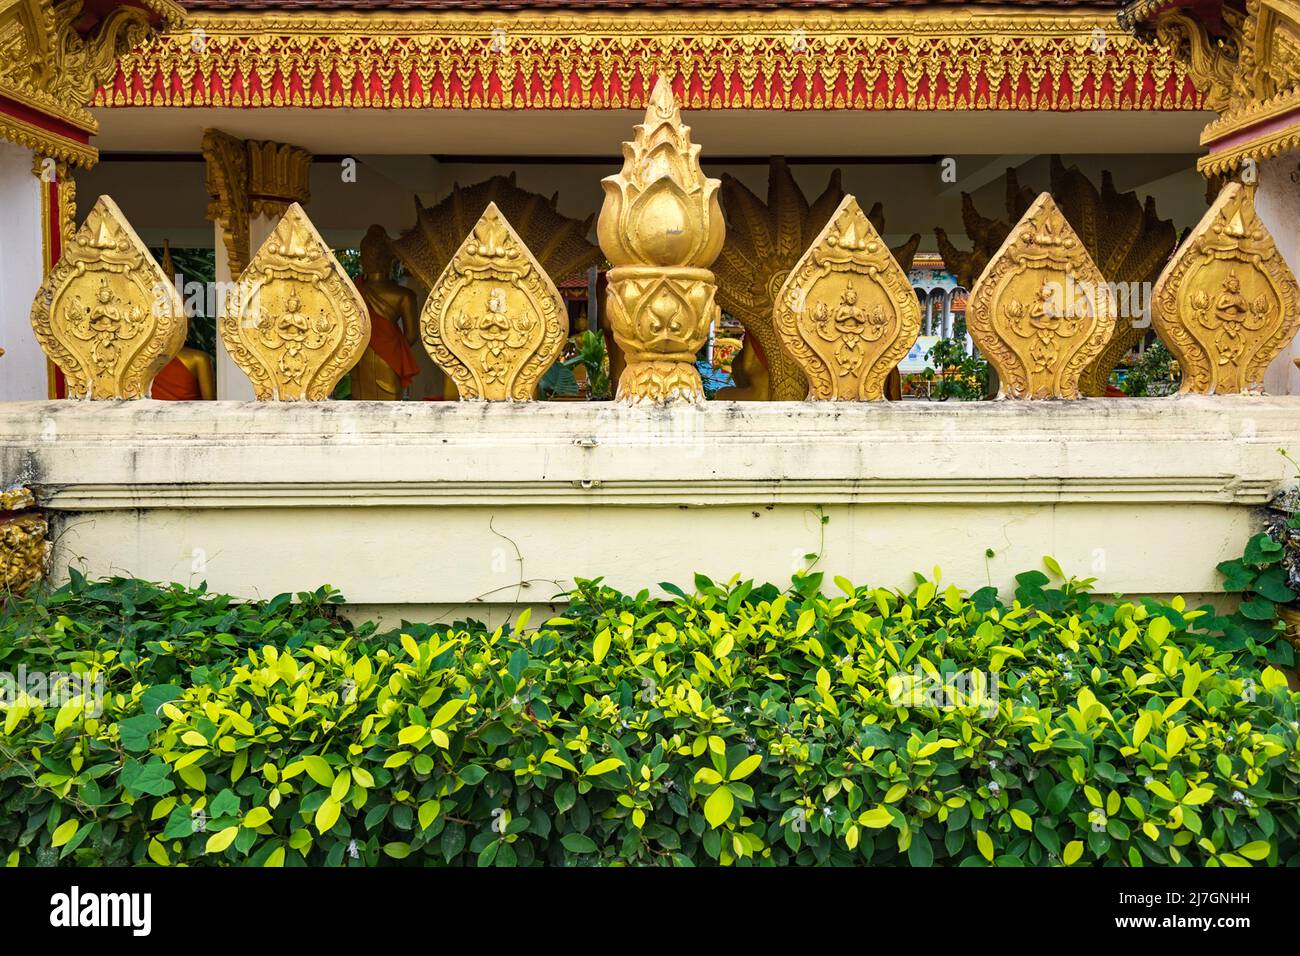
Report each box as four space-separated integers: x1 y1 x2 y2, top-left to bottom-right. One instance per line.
597 77 724 269
1152 183 1300 394
599 76 726 402
30 196 187 400
421 202 568 401
967 192 1117 400
222 203 370 400
774 196 922 400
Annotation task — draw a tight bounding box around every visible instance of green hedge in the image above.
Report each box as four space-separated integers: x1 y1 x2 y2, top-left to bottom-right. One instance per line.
1 567 1298 867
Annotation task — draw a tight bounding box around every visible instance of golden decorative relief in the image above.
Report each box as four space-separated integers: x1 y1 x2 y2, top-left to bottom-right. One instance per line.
391 173 599 293
1150 9 1240 113
773 196 921 401
968 193 1117 400
714 160 843 401
222 203 370 401
0 112 93 169
30 195 186 399
1130 0 1300 175
1 487 46 595
714 158 919 401
598 76 724 404
1050 159 1177 397
1152 183 1300 394
1 487 46 596
936 158 1176 396
934 169 1037 289
420 202 567 401
203 131 314 276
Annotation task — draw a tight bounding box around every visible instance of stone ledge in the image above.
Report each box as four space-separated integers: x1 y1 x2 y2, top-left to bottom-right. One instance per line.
1 397 1297 509
2 396 1292 604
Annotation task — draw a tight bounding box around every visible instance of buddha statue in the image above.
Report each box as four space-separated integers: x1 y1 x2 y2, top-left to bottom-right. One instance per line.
152 346 216 400
152 241 215 400
350 224 420 401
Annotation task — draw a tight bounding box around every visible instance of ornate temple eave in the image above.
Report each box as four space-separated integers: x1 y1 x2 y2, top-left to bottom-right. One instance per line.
96 8 1206 111
1122 0 1300 176
0 0 186 165
1196 1 1300 174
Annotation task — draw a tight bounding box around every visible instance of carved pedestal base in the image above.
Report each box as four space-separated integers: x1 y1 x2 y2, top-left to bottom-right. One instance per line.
606 265 717 404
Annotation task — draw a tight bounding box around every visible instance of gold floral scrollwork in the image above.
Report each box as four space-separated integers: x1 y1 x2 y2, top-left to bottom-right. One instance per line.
598 76 725 404
773 196 922 401
223 203 370 400
1 488 47 596
420 201 567 401
1152 182 1300 394
30 195 186 399
968 192 1117 400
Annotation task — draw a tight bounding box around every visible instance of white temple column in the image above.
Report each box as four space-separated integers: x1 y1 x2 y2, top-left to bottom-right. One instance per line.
1259 152 1300 395
0 142 47 401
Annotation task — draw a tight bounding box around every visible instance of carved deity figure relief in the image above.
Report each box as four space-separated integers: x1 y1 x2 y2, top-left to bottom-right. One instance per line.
773 196 921 400
967 193 1117 399
70 278 142 377
421 202 566 400
1004 280 1089 375
454 286 536 386
222 203 370 400
254 291 334 387
31 195 186 399
1152 183 1299 394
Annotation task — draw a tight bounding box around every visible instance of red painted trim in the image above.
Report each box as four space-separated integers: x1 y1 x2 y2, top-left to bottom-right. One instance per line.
0 94 93 141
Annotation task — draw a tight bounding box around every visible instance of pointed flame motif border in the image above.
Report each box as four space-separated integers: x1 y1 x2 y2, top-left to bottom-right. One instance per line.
1153 183 1300 395
421 202 567 401
967 192 1117 400
30 195 186 400
773 195 921 401
223 203 370 400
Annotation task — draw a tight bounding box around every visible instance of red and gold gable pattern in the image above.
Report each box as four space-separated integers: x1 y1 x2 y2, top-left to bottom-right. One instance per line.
95 10 1206 111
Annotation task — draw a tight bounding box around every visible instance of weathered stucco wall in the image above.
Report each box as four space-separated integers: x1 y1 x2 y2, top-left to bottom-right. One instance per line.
1 398 1297 621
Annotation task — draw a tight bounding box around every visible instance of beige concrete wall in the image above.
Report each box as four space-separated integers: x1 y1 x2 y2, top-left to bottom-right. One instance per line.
2 398 1297 618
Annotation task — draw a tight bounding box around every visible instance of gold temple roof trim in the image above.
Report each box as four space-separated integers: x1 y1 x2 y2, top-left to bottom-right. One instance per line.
97 7 1205 112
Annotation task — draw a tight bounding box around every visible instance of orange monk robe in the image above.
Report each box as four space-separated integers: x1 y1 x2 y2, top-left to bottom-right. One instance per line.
355 275 420 390
152 357 202 400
